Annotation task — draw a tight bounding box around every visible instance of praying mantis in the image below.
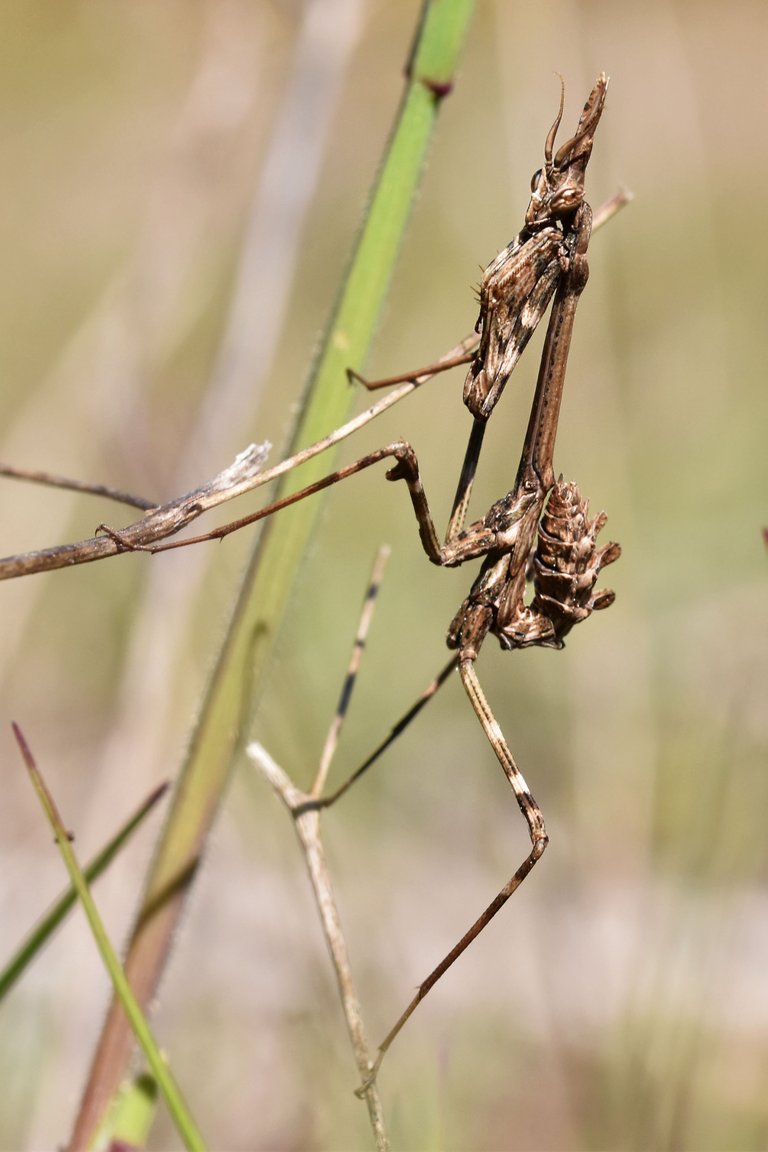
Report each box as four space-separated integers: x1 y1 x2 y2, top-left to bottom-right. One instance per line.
0 74 623 1091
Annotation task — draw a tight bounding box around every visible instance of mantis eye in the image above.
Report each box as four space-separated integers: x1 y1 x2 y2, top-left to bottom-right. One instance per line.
530 168 542 191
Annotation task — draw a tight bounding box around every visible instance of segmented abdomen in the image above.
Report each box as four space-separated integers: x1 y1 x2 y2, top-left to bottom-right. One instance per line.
531 478 620 645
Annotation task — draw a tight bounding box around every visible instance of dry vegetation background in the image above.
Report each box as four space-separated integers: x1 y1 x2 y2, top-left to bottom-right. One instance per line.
1 2 767 1149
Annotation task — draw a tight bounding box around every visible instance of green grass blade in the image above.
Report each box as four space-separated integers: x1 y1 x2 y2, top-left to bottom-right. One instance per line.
95 1072 159 1151
12 726 205 1152
0 781 168 1002
74 0 476 1140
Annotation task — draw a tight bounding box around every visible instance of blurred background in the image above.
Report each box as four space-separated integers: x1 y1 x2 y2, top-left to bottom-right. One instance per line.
1 2 766 1149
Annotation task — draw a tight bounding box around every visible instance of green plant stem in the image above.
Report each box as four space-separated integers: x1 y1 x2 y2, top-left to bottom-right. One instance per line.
98 1073 159 1151
12 727 204 1151
0 782 168 1002
73 1 475 1143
